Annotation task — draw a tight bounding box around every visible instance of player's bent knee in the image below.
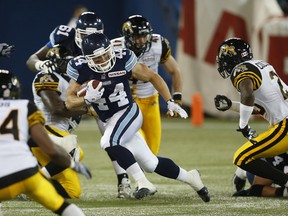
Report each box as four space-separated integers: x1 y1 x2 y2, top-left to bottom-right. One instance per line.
141 159 158 173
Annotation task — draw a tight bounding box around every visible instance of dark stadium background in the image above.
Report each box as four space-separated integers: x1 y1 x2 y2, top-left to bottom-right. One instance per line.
0 0 181 111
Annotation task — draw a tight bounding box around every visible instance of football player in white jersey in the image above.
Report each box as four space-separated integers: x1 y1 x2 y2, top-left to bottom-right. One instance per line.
0 69 90 216
111 15 183 197
215 37 288 190
65 32 210 202
30 45 94 199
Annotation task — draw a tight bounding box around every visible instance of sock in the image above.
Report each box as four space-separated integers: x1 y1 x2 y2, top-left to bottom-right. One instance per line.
275 187 288 197
240 159 288 186
248 184 264 196
235 167 246 180
154 157 180 179
117 173 129 185
176 167 190 183
105 146 137 170
126 163 146 182
60 203 85 216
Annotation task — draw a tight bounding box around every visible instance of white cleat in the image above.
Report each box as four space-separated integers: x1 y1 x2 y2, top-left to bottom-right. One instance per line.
134 179 157 199
188 169 210 202
117 177 132 198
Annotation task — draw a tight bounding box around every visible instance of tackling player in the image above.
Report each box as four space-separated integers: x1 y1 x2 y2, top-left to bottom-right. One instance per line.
30 45 94 199
0 69 90 215
215 95 288 197
232 153 288 197
215 37 288 191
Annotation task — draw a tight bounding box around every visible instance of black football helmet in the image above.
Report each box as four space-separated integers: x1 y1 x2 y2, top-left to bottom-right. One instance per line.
75 12 104 48
0 69 21 99
122 15 153 56
216 38 253 79
81 33 116 73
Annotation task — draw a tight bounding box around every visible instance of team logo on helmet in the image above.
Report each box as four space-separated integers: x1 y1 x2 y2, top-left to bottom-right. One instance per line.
219 44 237 58
122 21 133 34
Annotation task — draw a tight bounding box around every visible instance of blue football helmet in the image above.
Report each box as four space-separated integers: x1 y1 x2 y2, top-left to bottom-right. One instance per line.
216 38 253 79
75 12 104 48
122 15 153 56
0 69 21 99
81 33 116 73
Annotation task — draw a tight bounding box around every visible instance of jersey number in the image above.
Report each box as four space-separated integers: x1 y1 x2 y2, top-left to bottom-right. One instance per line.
0 110 19 140
269 71 288 100
56 25 73 37
97 83 129 110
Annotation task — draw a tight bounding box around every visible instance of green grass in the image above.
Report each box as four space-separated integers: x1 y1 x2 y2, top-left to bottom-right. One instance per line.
1 117 287 216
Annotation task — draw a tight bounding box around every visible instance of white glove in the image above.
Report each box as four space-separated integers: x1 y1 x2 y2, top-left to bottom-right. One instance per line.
167 99 188 119
0 43 15 57
35 60 57 73
84 80 104 104
70 160 92 179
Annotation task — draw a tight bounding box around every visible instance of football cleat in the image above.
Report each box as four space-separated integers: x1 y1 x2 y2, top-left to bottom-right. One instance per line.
117 177 132 198
232 189 249 197
232 174 246 192
188 169 210 202
197 187 210 202
16 194 30 201
133 179 157 199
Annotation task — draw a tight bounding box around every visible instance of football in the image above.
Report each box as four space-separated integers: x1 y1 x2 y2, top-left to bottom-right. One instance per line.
77 80 101 97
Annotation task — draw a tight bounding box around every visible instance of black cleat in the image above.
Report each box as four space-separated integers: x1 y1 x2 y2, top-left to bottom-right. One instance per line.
232 175 246 192
134 188 151 199
197 187 210 202
232 189 249 197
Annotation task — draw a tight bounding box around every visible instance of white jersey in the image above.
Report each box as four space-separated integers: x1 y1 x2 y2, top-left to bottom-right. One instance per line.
112 34 171 98
32 71 79 132
0 100 44 177
231 60 288 125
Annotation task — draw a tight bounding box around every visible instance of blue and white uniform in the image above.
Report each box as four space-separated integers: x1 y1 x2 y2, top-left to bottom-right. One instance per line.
67 48 143 150
47 25 82 55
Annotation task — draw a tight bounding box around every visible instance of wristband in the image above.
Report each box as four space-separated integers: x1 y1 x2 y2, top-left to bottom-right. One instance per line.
239 103 253 128
173 92 182 101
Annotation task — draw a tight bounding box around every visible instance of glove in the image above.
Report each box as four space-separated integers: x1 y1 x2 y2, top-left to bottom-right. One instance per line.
70 160 92 179
167 93 182 118
167 99 188 119
236 125 257 144
84 80 104 104
35 60 58 74
214 95 232 111
0 43 15 57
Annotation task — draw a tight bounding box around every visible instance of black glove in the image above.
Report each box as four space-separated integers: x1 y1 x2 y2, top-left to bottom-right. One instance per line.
214 95 232 111
167 93 183 118
0 43 15 57
236 125 257 144
71 161 92 179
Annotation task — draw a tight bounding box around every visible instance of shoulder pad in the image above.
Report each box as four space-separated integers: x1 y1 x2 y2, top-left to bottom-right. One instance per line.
231 62 262 91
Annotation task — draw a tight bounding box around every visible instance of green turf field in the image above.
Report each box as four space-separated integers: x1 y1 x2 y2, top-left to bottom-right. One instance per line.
1 117 287 216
